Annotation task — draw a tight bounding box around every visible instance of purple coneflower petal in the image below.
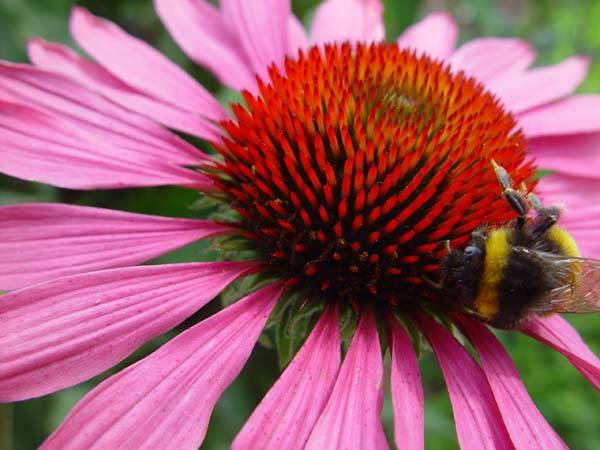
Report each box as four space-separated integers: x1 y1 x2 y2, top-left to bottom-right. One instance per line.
310 0 384 45
154 0 255 91
397 12 458 60
233 304 340 450
305 307 387 450
457 316 567 450
518 95 600 137
538 172 600 208
389 316 424 450
41 282 283 450
489 56 589 113
0 101 212 190
521 315 600 391
220 0 291 79
69 7 226 122
0 61 209 165
0 261 252 401
417 313 514 450
0 203 231 290
450 38 535 82
559 225 600 259
529 133 600 179
537 173 600 257
558 211 600 251
287 15 308 53
28 39 222 139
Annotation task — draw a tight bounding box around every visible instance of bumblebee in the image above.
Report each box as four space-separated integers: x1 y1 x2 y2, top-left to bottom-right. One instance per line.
441 161 600 328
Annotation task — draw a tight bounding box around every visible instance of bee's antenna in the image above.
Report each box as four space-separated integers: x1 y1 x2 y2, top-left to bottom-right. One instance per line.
527 192 562 237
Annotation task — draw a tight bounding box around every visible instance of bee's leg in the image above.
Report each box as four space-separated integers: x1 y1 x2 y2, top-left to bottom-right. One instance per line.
527 192 561 237
471 230 487 241
527 192 544 211
491 160 529 227
422 274 443 289
469 230 487 249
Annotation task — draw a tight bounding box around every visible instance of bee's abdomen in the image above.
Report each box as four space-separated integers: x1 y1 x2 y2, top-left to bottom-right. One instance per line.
494 248 549 326
544 226 580 258
487 225 579 328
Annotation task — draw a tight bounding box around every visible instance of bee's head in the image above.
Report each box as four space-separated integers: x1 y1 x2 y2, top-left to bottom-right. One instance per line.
441 237 486 307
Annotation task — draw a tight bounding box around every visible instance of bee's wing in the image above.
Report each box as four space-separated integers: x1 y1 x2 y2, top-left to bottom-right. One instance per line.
513 247 600 314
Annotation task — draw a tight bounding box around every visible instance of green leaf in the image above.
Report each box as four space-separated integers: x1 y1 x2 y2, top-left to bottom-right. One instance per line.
338 303 358 352
383 0 422 41
187 193 223 213
530 169 555 181
392 311 424 359
0 404 12 450
219 273 263 308
274 295 324 369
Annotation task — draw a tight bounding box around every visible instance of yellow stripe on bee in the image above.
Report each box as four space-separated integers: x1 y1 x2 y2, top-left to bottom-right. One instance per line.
546 225 581 284
546 226 580 258
474 228 512 319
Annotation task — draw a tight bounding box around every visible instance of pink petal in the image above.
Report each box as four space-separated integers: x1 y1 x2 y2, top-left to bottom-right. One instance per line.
521 315 600 391
450 38 535 82
0 261 253 402
537 173 600 208
305 308 387 450
559 228 600 259
233 305 340 450
536 173 600 258
69 7 225 122
0 203 231 290
489 56 590 113
417 313 513 450
310 0 384 45
0 61 209 165
220 0 291 79
154 0 255 91
388 316 424 450
518 95 600 137
0 100 212 190
558 227 600 259
41 282 283 450
28 39 221 139
529 133 600 179
288 15 308 54
397 12 458 60
457 316 567 450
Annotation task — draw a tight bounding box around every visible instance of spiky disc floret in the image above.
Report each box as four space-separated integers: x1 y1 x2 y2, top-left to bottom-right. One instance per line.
210 42 534 306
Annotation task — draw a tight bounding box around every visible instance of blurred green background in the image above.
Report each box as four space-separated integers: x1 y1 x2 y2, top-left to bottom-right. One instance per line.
0 0 599 449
